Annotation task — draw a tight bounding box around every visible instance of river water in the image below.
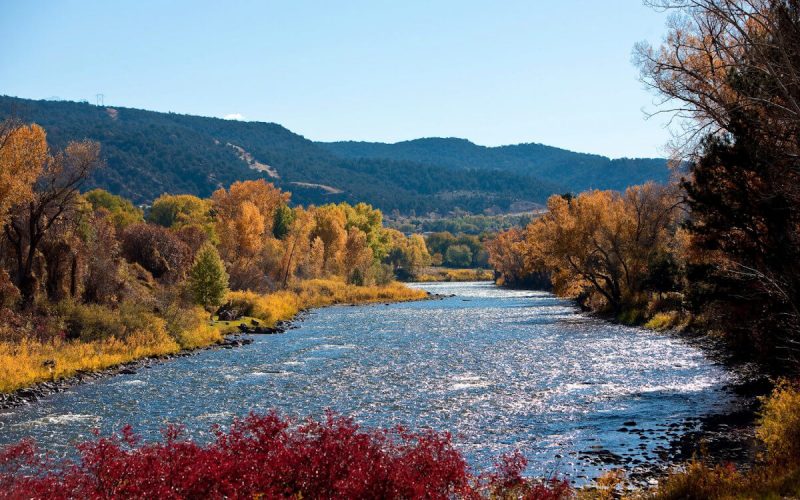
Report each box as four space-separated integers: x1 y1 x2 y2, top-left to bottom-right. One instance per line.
0 282 741 483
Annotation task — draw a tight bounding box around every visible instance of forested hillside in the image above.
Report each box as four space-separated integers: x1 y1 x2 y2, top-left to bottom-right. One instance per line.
320 138 669 192
0 95 666 214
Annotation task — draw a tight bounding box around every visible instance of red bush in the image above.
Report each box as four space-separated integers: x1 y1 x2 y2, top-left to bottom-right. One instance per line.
0 411 571 499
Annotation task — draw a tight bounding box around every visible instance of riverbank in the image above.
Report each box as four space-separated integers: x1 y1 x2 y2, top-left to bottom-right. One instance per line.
487 280 800 497
414 267 494 282
0 281 761 496
0 279 427 408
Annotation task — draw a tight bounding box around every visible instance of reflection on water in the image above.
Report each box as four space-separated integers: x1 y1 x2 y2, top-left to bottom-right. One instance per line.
0 282 738 482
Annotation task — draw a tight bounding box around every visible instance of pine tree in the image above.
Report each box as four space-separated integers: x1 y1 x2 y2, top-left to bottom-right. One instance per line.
188 244 229 316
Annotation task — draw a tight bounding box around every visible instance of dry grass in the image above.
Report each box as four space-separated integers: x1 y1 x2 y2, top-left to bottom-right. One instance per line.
227 279 427 325
415 267 494 282
0 331 180 393
0 280 425 394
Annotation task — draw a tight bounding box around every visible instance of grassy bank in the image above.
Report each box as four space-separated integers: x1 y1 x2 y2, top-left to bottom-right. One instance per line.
0 279 426 394
415 267 494 282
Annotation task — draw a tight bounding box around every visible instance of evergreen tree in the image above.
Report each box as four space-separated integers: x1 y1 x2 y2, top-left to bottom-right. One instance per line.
188 244 229 316
273 204 295 239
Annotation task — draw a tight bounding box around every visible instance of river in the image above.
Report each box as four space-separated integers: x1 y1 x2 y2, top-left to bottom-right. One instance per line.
0 282 742 484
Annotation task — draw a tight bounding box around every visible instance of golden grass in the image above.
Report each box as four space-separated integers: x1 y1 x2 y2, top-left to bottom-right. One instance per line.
415 267 494 282
0 280 425 394
227 278 427 326
0 331 180 393
643 311 679 331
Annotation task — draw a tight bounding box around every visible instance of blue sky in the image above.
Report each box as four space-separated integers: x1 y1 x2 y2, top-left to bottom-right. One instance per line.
1 1 671 158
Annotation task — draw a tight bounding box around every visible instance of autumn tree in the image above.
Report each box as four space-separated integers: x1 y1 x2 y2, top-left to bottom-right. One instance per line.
486 227 550 288
310 205 347 276
301 236 325 279
343 227 374 285
4 137 101 306
386 231 431 280
638 0 800 365
84 188 143 230
541 185 679 313
148 194 212 230
79 209 125 305
278 207 314 286
488 184 680 314
0 121 46 225
121 223 192 284
212 180 288 290
341 202 390 261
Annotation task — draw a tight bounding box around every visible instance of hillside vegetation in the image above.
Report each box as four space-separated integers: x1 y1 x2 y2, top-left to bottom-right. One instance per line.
0 95 666 215
320 137 669 193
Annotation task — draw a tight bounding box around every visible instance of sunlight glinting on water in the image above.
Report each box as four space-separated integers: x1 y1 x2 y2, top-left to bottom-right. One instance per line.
0 282 739 482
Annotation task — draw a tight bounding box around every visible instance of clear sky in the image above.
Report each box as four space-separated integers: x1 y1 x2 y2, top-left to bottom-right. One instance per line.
1 1 672 158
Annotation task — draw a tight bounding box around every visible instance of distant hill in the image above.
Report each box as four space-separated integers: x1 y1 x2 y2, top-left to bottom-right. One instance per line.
318 138 669 193
0 96 668 215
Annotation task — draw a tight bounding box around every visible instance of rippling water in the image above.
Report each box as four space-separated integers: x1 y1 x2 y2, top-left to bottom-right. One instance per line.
0 282 739 483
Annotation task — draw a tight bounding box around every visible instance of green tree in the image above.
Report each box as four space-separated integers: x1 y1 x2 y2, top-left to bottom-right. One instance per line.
84 188 143 229
444 244 473 268
148 194 212 229
273 203 295 239
188 244 229 317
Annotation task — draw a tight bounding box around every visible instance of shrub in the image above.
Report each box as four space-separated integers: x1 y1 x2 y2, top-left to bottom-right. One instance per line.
617 308 644 326
757 380 800 463
226 280 426 327
644 312 679 331
58 300 126 341
650 460 742 500
0 412 571 499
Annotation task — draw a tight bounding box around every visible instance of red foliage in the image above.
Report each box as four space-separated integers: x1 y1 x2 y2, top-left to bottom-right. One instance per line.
0 411 572 499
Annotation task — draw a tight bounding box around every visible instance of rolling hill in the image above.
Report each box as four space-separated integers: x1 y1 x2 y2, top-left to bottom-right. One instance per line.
0 95 669 215
318 138 669 193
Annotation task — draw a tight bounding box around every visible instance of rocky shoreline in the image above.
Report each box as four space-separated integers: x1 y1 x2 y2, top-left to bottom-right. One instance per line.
577 376 768 488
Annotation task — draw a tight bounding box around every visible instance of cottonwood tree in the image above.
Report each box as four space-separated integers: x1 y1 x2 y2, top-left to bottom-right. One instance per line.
0 121 46 225
638 0 800 365
4 137 101 306
503 184 680 314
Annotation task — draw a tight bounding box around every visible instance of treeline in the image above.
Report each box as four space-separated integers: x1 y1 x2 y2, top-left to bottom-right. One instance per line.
425 232 490 269
487 184 682 317
0 96 557 214
0 121 430 391
489 0 800 377
387 213 535 235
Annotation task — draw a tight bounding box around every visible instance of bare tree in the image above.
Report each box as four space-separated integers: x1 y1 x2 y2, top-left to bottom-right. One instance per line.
635 0 800 159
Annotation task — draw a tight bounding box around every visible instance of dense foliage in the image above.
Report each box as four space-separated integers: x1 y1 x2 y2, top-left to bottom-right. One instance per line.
425 232 490 269
488 184 682 319
0 412 571 500
0 121 432 392
387 212 537 235
320 137 669 194
1 96 567 215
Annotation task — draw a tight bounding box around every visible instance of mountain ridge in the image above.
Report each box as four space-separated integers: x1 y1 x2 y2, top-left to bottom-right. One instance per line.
318 138 668 193
0 95 668 215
